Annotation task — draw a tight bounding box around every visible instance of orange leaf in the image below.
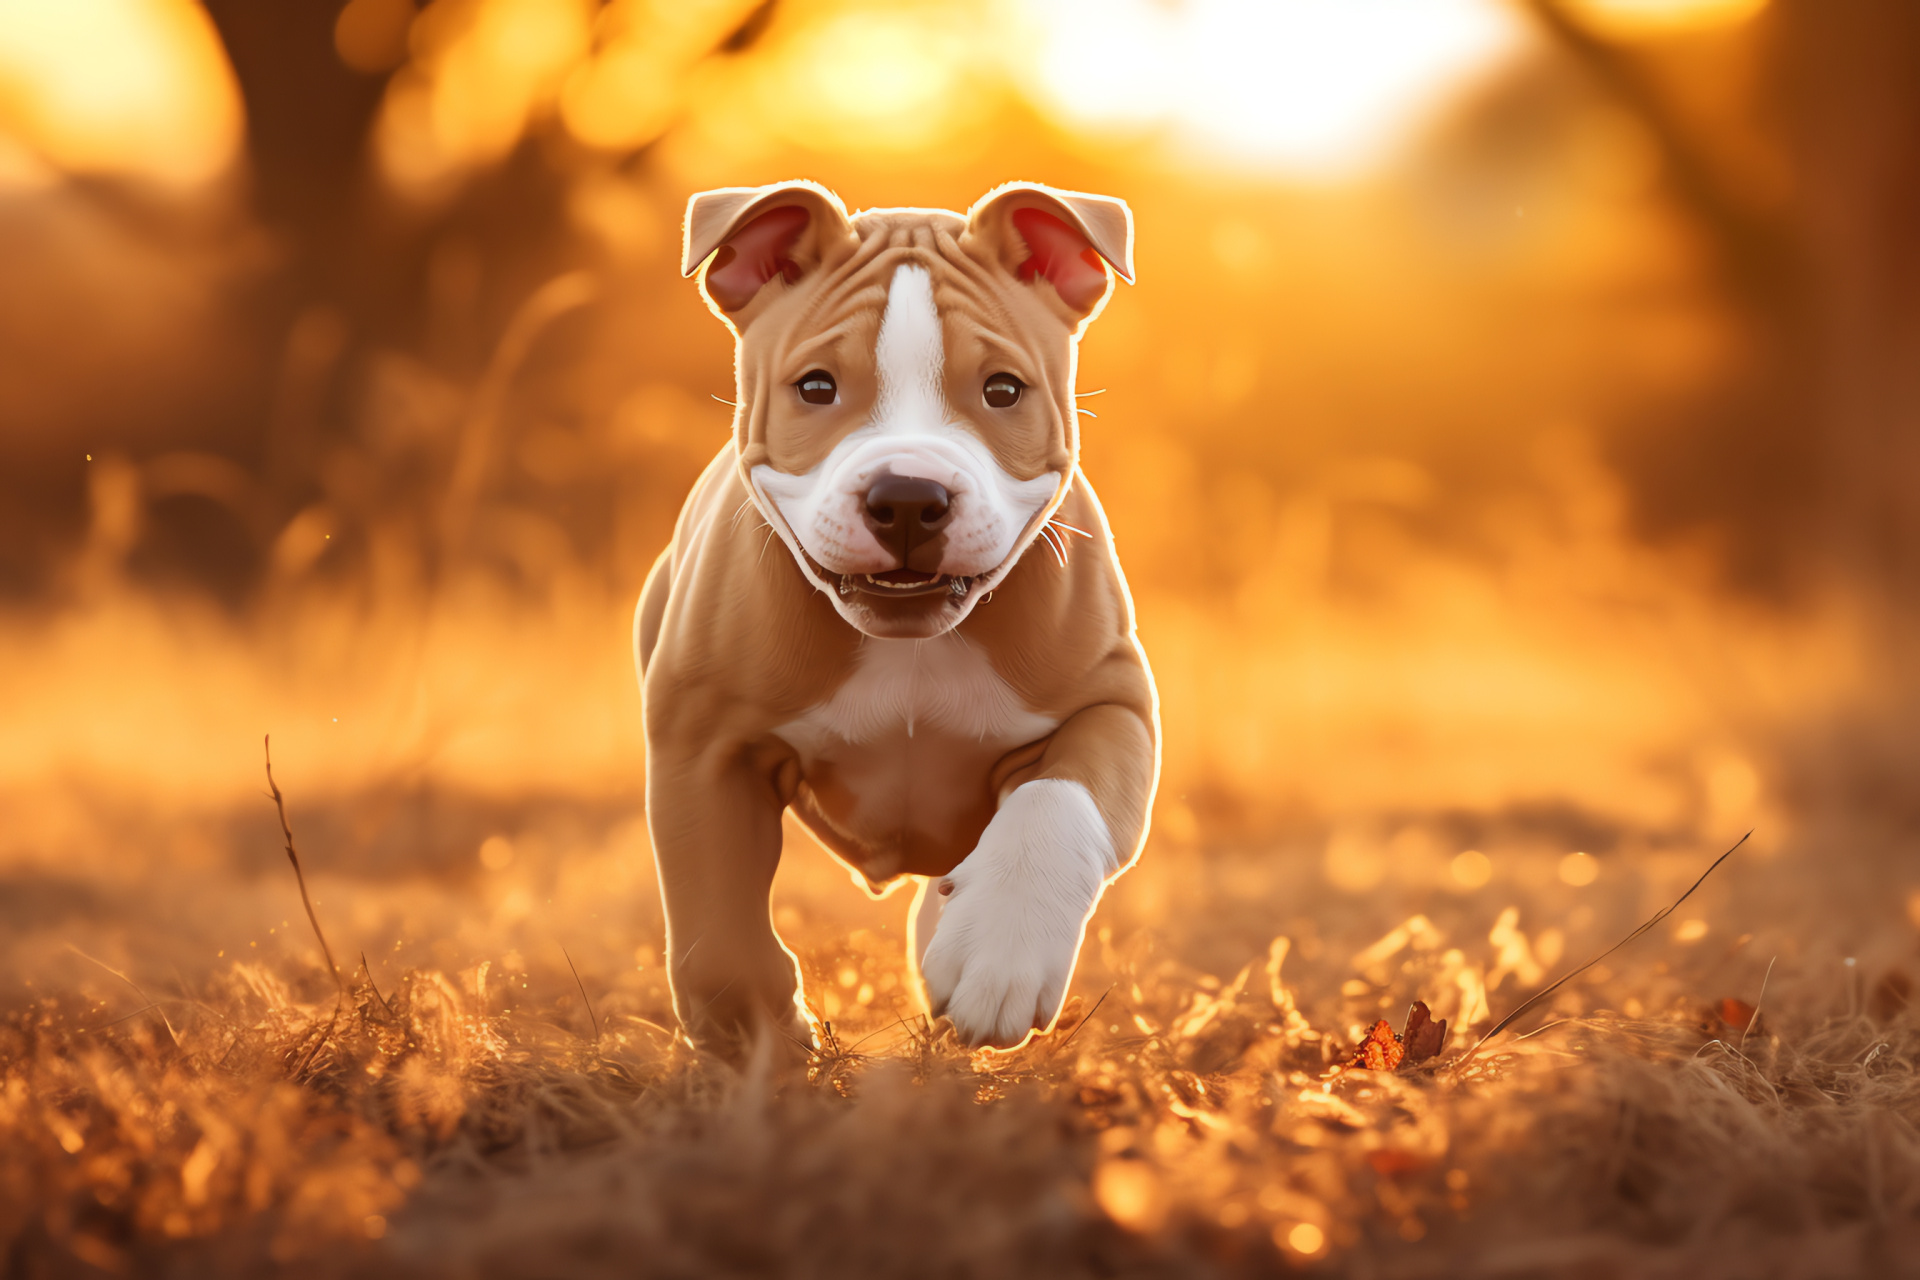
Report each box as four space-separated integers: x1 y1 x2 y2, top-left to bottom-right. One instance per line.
1350 1019 1405 1071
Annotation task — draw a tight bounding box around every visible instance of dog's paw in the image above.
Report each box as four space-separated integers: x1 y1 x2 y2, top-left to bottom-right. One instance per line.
920 779 1115 1049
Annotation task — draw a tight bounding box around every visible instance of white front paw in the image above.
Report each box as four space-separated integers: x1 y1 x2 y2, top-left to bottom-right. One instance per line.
920 779 1115 1049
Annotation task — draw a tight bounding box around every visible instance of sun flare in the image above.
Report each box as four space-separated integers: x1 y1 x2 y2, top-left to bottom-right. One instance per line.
1014 0 1526 177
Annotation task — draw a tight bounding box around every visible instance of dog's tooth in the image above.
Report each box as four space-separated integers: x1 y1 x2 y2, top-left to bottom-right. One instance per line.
948 577 969 598
837 575 855 597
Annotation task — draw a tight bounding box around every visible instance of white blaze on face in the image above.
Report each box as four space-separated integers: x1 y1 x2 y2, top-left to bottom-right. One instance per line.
873 263 946 434
752 264 1059 581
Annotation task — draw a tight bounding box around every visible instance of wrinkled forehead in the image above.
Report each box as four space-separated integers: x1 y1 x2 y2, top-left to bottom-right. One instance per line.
748 210 1054 370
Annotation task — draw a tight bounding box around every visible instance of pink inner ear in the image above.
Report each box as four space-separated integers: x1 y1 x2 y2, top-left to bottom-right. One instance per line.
705 205 809 312
1012 207 1109 312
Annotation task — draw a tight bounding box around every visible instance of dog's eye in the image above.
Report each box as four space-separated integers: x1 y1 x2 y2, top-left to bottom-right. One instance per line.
983 374 1023 409
797 371 837 405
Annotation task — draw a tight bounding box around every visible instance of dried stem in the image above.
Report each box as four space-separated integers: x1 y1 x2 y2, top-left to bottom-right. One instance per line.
562 944 601 1042
264 735 346 994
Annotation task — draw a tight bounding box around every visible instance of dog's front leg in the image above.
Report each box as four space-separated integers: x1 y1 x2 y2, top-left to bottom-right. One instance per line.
647 732 808 1059
920 704 1154 1049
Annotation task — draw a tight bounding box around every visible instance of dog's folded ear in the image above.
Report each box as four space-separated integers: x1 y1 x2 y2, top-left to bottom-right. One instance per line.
962 183 1134 321
682 181 857 319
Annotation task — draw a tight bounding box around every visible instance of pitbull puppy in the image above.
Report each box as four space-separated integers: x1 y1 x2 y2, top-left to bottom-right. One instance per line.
635 179 1158 1053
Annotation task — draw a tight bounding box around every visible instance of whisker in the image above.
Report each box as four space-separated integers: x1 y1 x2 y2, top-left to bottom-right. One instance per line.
1075 387 1107 397
711 393 737 407
1076 408 1097 418
1038 525 1068 568
1049 519 1093 540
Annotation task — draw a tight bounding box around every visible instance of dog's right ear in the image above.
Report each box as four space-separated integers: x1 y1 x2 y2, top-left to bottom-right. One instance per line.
682 181 856 321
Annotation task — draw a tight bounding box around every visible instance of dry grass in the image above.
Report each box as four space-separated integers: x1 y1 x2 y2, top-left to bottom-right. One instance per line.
3 783 1916 1280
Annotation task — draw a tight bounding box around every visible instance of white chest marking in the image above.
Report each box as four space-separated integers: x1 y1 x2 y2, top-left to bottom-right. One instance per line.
775 634 1058 753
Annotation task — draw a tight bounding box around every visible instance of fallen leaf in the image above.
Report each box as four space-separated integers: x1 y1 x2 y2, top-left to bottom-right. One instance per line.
1401 1001 1448 1066
1350 1019 1405 1071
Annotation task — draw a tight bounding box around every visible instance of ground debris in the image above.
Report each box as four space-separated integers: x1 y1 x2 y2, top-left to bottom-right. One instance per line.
1347 1001 1448 1073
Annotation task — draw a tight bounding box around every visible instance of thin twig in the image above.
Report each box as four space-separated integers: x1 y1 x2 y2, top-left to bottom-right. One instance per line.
1452 831 1751 1071
1052 986 1113 1055
264 736 345 993
562 945 601 1042
264 736 350 1081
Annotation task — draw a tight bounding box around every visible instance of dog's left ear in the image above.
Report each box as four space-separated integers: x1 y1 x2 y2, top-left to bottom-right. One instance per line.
962 183 1134 320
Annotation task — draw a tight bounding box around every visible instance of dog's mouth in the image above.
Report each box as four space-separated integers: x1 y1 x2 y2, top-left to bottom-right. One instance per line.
795 550 973 602
855 567 957 597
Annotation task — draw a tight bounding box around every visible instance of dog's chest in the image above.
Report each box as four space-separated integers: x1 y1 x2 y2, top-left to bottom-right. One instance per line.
777 634 1055 750
773 635 1058 876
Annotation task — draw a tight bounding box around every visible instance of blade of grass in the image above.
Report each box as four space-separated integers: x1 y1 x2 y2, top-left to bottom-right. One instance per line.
562 944 601 1042
1050 986 1113 1056
66 944 180 1048
360 951 395 1019
1741 954 1777 1052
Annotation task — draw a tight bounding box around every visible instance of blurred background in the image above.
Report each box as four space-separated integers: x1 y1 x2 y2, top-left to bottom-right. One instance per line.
1 0 1916 925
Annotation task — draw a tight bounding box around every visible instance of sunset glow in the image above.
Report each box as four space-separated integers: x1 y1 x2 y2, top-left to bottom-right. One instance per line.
1015 0 1527 177
0 0 241 187
0 2 1910 1275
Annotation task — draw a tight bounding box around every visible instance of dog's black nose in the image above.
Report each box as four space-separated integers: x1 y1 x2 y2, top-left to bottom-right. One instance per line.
864 476 951 533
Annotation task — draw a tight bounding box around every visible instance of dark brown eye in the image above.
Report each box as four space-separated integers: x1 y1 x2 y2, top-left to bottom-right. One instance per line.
984 374 1023 408
797 371 837 405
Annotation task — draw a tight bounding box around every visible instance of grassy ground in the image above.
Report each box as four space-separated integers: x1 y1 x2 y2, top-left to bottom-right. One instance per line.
2 781 1915 1279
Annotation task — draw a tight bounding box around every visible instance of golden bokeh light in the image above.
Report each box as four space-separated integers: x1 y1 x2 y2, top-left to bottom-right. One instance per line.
375 0 592 193
752 7 982 155
1093 1160 1167 1232
1285 1221 1328 1256
560 0 761 151
1450 849 1493 889
0 0 242 188
1013 0 1525 177
1558 851 1600 886
362 0 1544 199
1564 0 1769 37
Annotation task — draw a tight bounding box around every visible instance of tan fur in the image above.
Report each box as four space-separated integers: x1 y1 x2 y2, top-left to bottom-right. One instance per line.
641 183 1158 1055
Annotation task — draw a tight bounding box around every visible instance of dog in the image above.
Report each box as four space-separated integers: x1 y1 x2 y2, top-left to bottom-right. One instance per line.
634 179 1159 1054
